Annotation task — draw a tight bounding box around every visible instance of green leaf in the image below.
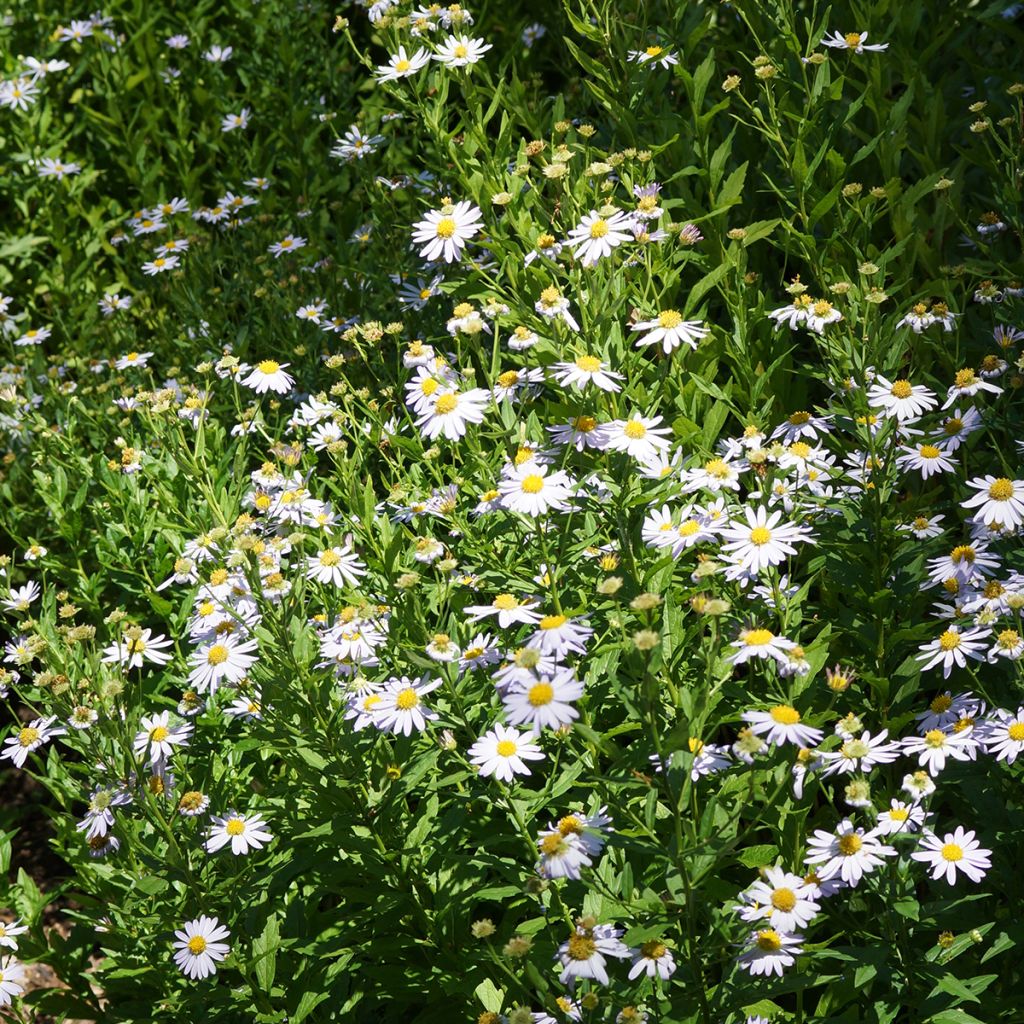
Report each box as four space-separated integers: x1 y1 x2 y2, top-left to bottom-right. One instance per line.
253 915 281 992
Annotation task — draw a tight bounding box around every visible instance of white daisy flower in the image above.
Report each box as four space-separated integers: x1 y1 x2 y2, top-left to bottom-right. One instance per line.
411 200 482 262
1 716 64 769
737 929 803 977
305 543 367 587
187 636 259 694
0 955 25 1005
821 30 889 52
133 710 192 765
375 45 431 81
961 476 1024 529
735 867 819 933
741 705 822 748
867 375 937 422
901 728 978 775
501 667 584 734
464 593 542 628
875 799 927 836
467 724 544 781
627 940 677 980
205 812 273 856
172 916 230 979
915 626 988 678
557 923 630 985
566 209 633 266
804 820 895 886
374 675 441 736
241 360 294 394
498 463 575 517
631 310 708 353
550 354 624 392
727 627 797 666
433 34 492 68
911 827 991 885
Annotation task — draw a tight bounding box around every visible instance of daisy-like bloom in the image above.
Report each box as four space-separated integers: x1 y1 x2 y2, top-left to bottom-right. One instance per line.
416 388 489 441
133 710 192 765
902 728 978 775
332 125 386 162
915 626 988 678
467 724 544 781
528 615 593 658
433 34 493 68
680 455 745 493
0 956 25 1005
411 200 482 262
820 730 901 776
742 705 822 748
567 209 633 267
536 831 592 879
804 820 895 886
172 917 230 980
534 285 580 331
1 716 64 769
737 929 803 977
36 157 81 179
628 940 676 980
203 44 232 62
631 310 708 353
102 628 174 669
305 543 367 588
769 293 813 330
961 476 1024 529
221 108 251 132
896 302 936 332
142 253 180 274
241 360 294 394
0 921 26 952
804 298 843 333
627 44 679 68
912 827 991 885
502 667 584 734
178 790 211 817
719 506 813 576
821 30 889 52
374 675 441 736
557 923 630 986
550 354 624 393
498 463 575 517
736 867 820 933
896 442 956 479
942 367 1002 409
205 811 273 855
983 708 1024 762
465 593 542 628
604 414 672 463
876 799 927 837
898 514 945 539
867 375 937 422
375 45 431 81
727 627 797 666
114 350 153 370
188 635 259 694
267 235 306 258
988 628 1024 661
3 583 40 613
903 770 937 802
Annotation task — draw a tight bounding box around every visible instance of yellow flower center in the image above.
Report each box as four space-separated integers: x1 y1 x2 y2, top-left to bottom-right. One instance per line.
770 704 800 725
645 45 663 57
226 818 246 836
658 309 682 329
770 888 796 912
453 44 468 58
678 520 700 536
841 739 870 758
18 727 39 747
837 833 862 855
924 729 947 748
567 933 597 960
575 355 602 373
951 545 975 564
588 219 609 239
493 594 518 610
812 300 833 317
573 415 597 432
149 726 170 743
435 217 456 238
940 843 963 862
520 474 545 494
395 688 419 711
540 615 567 630
257 360 280 375
434 393 458 414
889 807 909 821
319 550 341 566
495 740 517 757
527 683 554 707
938 630 961 651
744 629 775 646
997 629 1020 649
623 420 647 439
749 526 772 545
890 380 913 399
207 644 229 666
789 441 812 459
844 32 863 47
497 371 519 388
705 458 730 478
954 369 976 388
1008 723 1024 741
988 478 1015 501
187 936 208 954
641 940 667 959
540 833 566 855
756 929 783 952
919 444 941 459
395 59 411 72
